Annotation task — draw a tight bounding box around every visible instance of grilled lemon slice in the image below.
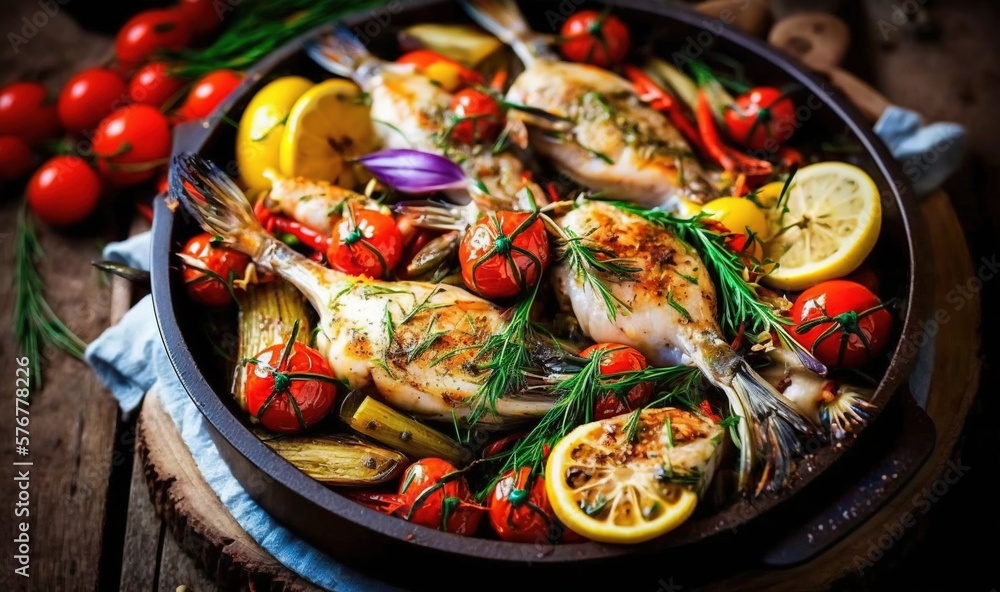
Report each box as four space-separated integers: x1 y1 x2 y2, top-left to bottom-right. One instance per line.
545 408 722 544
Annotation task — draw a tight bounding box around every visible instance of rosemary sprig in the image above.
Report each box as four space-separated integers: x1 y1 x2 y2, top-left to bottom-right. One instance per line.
167 0 385 76
487 362 701 488
466 282 543 424
13 204 87 389
557 227 640 321
605 200 825 373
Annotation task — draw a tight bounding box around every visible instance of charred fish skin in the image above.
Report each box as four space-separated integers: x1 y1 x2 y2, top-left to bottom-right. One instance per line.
170 153 555 424
305 25 543 212
463 0 711 210
553 200 815 493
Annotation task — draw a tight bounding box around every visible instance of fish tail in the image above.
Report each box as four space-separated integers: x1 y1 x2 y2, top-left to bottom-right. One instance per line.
732 361 816 494
462 0 554 65
170 153 271 259
305 24 379 80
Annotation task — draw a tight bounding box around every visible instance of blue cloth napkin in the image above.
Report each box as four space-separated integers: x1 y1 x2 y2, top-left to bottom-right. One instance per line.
86 105 955 590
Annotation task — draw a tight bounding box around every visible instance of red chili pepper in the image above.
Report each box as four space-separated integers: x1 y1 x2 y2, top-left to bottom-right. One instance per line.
490 69 508 92
622 64 703 152
545 181 561 204
342 491 407 515
695 90 772 176
729 321 746 351
482 431 528 458
396 50 484 88
270 216 332 252
699 400 722 424
777 146 804 168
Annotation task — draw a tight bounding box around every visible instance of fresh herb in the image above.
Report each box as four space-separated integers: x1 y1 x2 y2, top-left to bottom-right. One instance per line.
13 204 86 389
666 290 693 322
556 227 640 321
405 315 448 364
605 200 825 373
466 282 543 425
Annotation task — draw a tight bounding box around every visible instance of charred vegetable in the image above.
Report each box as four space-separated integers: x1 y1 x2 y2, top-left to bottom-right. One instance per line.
262 433 407 486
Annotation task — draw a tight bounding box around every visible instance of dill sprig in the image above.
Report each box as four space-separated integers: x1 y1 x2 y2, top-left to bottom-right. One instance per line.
486 361 702 492
604 200 825 373
557 227 640 321
13 203 87 389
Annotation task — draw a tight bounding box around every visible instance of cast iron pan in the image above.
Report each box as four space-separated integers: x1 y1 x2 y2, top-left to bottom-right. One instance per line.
151 1 932 588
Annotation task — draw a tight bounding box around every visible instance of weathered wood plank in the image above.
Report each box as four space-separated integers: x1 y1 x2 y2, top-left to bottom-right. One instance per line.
121 449 165 592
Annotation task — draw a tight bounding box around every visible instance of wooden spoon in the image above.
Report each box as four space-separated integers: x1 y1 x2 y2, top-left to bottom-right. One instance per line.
769 12 890 122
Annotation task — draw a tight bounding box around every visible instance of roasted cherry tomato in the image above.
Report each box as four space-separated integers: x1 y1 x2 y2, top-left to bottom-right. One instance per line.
0 135 34 181
327 208 404 279
580 343 653 420
93 104 172 186
177 69 243 120
449 88 503 145
128 62 186 109
396 50 483 92
791 280 892 368
0 82 59 146
244 330 338 433
26 156 102 227
178 0 225 36
115 9 192 69
398 458 482 535
558 10 630 68
56 68 128 134
489 467 555 543
179 232 250 307
459 211 550 299
724 87 796 151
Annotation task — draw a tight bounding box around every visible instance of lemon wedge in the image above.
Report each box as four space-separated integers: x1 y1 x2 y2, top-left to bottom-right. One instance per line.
236 76 314 194
545 408 722 544
763 162 882 291
279 79 375 189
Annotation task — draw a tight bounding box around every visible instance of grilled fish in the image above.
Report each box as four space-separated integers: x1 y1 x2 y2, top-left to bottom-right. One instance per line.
553 200 814 492
464 0 711 210
171 154 554 424
306 26 544 213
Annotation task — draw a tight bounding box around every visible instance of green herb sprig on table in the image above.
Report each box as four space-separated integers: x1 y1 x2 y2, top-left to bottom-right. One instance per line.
13 203 87 389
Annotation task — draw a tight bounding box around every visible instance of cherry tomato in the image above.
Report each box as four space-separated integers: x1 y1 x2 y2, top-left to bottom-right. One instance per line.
580 343 652 420
449 88 503 145
56 68 128 134
459 211 550 299
115 9 192 70
93 104 172 187
327 208 404 279
177 70 243 120
244 337 337 433
178 0 225 36
791 280 893 368
0 82 59 146
724 87 796 151
558 10 631 68
489 467 555 543
398 458 482 535
128 62 186 109
0 136 34 181
396 50 483 92
180 233 250 307
26 156 102 227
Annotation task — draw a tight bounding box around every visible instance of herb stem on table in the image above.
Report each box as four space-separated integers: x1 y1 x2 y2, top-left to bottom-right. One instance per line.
13 202 87 389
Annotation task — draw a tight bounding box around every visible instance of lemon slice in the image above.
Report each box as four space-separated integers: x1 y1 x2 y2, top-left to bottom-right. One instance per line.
236 76 314 194
279 79 376 189
545 408 722 544
763 162 881 291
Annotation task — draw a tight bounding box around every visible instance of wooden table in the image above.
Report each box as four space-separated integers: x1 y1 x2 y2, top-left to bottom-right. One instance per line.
0 1 996 590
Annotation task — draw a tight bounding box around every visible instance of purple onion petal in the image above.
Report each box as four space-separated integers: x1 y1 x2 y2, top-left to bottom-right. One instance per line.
355 149 468 194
